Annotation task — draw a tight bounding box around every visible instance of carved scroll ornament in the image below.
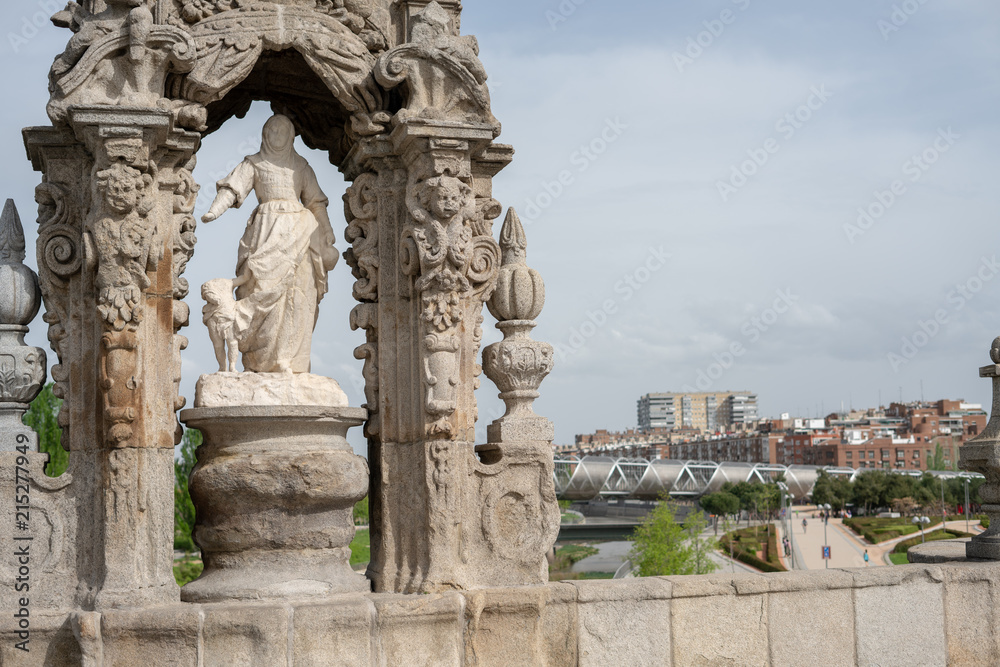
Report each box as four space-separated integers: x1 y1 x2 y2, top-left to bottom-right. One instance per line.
375 1 498 131
48 1 197 123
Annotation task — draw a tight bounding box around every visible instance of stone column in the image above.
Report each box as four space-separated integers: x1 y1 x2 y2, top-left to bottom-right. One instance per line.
24 107 199 609
342 0 567 592
960 338 1000 559
345 119 504 593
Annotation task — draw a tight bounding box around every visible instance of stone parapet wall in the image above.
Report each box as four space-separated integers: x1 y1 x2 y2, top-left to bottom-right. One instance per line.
2 561 998 666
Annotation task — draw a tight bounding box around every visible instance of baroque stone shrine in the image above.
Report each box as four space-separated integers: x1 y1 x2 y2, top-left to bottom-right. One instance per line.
2 1 1000 665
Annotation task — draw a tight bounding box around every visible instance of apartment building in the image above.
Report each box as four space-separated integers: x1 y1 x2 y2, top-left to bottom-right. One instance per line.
637 391 758 433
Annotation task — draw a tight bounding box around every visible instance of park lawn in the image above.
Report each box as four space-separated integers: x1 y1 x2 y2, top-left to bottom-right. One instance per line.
549 543 602 581
844 516 941 543
888 552 909 565
173 556 204 587
719 525 786 573
350 528 370 567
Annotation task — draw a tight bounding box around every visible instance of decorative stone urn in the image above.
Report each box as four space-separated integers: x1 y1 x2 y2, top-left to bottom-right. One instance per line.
0 199 46 447
179 404 369 602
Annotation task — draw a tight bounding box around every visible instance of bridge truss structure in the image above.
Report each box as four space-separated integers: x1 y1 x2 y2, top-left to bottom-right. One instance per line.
553 456 984 502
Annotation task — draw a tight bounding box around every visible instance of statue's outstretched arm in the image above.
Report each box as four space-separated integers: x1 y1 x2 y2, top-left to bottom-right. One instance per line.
202 188 236 223
203 159 255 223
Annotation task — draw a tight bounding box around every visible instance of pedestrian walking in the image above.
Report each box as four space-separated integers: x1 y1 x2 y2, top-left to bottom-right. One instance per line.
864 550 869 566
802 518 807 533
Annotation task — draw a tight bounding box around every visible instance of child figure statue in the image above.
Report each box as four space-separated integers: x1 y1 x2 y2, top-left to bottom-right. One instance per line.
202 114 339 374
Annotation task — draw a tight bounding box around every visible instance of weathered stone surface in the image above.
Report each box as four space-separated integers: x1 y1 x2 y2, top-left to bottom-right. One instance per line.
540 583 578 667
202 604 289 667
181 406 369 602
758 567 852 593
463 586 552 667
0 613 81 666
909 538 977 563
101 605 200 667
854 570 946 666
292 597 374 667
768 588 854 667
373 593 465 666
942 567 1000 665
671 591 769 666
573 579 671 667
194 371 349 408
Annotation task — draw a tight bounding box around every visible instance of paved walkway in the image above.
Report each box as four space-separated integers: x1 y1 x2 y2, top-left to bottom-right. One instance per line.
776 508 985 570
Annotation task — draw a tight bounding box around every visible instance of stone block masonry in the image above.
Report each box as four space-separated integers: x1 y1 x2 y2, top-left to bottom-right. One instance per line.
1 561 997 665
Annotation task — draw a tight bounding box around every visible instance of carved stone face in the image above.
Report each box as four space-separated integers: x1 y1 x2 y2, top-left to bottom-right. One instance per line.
430 180 464 220
261 115 295 160
105 176 140 215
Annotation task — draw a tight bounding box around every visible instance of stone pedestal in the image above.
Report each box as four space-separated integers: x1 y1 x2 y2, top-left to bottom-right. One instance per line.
179 406 370 602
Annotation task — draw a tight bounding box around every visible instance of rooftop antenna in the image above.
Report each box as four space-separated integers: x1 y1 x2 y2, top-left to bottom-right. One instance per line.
920 379 924 403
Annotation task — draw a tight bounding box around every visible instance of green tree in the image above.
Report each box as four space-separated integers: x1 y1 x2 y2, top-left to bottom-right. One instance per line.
700 492 740 518
852 470 889 514
353 496 369 525
174 428 201 553
810 470 847 509
23 383 67 477
927 444 949 472
628 500 719 577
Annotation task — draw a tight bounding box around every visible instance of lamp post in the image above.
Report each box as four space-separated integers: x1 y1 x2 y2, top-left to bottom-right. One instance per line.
965 477 971 535
913 515 931 543
821 503 831 569
777 481 794 569
941 475 947 523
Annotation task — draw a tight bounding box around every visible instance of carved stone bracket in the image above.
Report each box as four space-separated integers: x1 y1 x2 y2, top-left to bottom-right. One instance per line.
48 1 198 125
376 1 498 132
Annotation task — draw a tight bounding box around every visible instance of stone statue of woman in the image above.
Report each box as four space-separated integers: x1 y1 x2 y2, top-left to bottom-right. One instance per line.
202 114 339 374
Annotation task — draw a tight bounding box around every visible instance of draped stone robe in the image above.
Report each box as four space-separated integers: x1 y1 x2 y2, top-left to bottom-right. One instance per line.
217 153 330 373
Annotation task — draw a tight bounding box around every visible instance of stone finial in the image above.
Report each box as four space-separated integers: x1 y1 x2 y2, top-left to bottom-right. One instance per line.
482 208 554 442
488 208 544 323
0 200 41 326
0 199 47 451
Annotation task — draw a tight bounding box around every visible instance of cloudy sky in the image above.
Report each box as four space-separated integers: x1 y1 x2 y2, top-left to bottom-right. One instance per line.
1 1 998 453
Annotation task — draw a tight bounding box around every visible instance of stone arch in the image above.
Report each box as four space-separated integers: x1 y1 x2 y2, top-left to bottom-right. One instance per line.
24 0 561 605
167 5 386 165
